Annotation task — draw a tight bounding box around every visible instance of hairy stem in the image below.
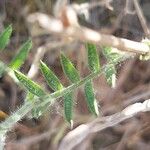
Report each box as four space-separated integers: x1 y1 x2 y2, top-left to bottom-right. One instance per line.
0 56 127 149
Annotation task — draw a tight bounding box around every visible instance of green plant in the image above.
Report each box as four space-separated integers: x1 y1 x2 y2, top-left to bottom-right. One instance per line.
0 25 142 149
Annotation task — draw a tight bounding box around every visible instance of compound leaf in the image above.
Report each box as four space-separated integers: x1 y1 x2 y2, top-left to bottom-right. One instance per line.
40 60 73 125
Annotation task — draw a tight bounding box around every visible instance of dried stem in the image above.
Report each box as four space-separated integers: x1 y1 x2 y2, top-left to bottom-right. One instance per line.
133 0 150 38
59 99 150 150
27 13 150 54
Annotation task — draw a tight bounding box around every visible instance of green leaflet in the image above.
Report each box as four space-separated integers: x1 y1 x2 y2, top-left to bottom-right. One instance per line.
9 40 32 69
104 64 116 87
40 60 73 125
60 53 80 83
85 43 100 116
102 46 121 63
40 60 63 91
14 70 46 97
102 46 112 60
86 43 100 72
60 53 79 125
64 92 73 127
0 25 12 51
40 61 65 119
102 46 118 87
84 80 99 116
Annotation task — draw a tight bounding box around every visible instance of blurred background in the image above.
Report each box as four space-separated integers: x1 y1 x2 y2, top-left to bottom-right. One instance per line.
0 0 150 149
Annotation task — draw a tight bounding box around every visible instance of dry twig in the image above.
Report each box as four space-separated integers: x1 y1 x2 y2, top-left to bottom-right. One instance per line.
59 99 150 150
72 0 113 13
27 12 150 54
133 0 150 38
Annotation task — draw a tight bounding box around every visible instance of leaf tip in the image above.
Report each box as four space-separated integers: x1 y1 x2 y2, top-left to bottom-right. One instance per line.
70 120 73 129
39 60 45 67
7 24 13 31
26 39 32 48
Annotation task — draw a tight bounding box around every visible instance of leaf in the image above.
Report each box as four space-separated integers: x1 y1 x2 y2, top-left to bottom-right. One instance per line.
60 53 80 83
40 60 74 125
0 25 12 51
9 39 32 69
86 43 100 72
40 60 63 91
102 47 118 87
84 80 99 116
104 64 116 87
102 46 121 63
64 92 73 127
85 43 100 116
14 70 46 97
60 53 79 125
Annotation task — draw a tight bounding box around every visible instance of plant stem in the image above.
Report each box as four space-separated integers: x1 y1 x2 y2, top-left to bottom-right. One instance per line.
0 56 127 149
0 100 35 149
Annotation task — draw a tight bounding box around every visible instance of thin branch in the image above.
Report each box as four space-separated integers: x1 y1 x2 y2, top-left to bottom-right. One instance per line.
133 0 150 38
27 46 46 78
27 13 150 54
58 99 150 150
72 0 113 13
124 0 135 15
54 0 68 17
